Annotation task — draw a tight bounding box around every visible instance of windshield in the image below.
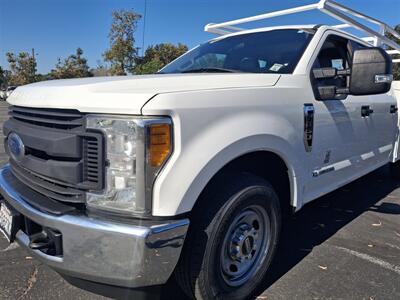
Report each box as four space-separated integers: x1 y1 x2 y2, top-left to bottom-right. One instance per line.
161 29 315 74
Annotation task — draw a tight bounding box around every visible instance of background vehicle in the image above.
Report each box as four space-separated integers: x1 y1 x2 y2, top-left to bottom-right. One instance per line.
0 86 17 100
0 1 399 299
5 86 17 98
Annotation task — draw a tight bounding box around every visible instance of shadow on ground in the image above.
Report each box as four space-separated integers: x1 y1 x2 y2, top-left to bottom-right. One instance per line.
254 165 400 298
160 165 400 299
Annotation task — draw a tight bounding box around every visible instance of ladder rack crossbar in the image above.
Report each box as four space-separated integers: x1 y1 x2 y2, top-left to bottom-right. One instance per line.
204 3 320 32
204 0 400 63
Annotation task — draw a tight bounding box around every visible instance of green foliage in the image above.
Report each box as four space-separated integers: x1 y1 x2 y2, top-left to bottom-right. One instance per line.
0 66 5 88
134 43 188 74
192 53 225 69
49 48 92 79
2 9 187 81
91 61 113 77
6 52 37 86
0 67 12 89
35 73 53 82
386 24 400 80
135 59 164 75
103 10 142 75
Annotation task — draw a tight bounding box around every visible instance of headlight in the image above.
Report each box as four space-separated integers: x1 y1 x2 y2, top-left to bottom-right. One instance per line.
86 115 172 217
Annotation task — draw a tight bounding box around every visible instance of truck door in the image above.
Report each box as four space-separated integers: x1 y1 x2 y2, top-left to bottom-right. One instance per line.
348 40 398 165
364 80 398 165
305 34 381 200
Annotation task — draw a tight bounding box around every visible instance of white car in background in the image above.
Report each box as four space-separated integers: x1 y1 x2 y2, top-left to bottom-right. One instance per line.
0 89 6 100
6 86 17 98
0 86 17 100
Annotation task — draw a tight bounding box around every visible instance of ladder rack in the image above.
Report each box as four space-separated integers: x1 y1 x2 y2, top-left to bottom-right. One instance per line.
204 0 400 63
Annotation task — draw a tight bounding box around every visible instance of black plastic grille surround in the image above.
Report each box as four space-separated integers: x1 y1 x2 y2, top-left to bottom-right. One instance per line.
10 161 85 204
82 136 102 185
4 106 104 212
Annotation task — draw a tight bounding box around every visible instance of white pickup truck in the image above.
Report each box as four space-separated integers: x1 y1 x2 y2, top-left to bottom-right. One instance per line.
1 1 399 299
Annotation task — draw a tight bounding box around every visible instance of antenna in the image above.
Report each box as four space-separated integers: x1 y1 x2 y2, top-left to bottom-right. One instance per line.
142 0 148 57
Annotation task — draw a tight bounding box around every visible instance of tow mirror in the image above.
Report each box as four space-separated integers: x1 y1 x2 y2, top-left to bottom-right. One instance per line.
312 47 393 100
349 47 393 95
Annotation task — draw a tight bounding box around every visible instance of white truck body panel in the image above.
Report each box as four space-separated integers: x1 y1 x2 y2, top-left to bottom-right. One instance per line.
2 1 400 293
6 26 400 217
7 73 280 114
144 75 398 216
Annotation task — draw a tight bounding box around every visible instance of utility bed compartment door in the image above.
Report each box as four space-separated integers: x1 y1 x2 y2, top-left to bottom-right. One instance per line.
392 82 400 162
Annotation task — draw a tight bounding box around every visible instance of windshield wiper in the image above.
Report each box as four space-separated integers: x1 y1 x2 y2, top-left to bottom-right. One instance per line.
181 67 241 73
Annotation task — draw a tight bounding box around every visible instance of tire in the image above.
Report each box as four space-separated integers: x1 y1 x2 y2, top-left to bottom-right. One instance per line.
390 161 400 179
175 172 281 300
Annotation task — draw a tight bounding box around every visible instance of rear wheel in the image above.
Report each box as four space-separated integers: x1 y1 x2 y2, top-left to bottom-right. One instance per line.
390 160 400 179
175 173 281 300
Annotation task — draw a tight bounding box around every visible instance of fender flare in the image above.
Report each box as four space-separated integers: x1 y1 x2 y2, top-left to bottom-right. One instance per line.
176 134 302 214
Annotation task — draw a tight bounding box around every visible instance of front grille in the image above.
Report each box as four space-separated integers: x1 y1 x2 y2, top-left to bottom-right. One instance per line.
9 106 84 130
11 161 85 204
4 106 104 213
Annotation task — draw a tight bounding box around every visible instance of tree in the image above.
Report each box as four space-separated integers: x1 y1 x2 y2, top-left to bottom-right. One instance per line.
6 52 37 86
386 24 400 80
49 48 92 79
134 43 188 74
35 73 53 82
0 66 5 88
0 67 11 89
104 10 142 75
91 61 113 77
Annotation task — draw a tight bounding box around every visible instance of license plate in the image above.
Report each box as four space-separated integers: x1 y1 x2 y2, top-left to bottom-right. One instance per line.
0 201 19 243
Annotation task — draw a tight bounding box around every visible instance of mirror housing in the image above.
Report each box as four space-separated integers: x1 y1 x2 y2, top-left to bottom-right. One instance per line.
349 47 393 95
312 47 393 101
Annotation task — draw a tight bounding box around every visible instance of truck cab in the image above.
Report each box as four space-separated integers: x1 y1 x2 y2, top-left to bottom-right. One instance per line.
0 1 399 299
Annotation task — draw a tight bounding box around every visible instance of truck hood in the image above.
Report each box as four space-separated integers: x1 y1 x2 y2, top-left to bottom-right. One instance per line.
7 73 280 114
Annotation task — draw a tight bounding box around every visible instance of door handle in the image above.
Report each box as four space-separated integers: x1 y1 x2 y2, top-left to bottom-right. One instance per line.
390 105 398 114
361 105 373 117
303 104 314 152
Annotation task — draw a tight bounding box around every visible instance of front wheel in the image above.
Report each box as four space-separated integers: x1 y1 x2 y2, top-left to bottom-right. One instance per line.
175 173 281 300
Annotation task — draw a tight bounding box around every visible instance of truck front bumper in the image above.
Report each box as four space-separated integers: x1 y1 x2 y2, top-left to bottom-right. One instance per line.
0 165 189 288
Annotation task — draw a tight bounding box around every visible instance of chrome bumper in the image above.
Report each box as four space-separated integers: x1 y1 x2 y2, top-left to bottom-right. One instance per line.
0 165 189 288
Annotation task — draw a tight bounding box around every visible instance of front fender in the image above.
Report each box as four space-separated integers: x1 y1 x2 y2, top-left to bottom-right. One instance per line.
142 88 306 216
175 134 301 214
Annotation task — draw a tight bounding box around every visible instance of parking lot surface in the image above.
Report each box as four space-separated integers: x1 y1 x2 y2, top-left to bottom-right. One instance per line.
0 101 399 299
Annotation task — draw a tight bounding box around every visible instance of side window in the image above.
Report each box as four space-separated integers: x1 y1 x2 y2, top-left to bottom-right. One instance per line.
350 40 367 51
311 35 351 99
193 53 227 69
331 58 345 70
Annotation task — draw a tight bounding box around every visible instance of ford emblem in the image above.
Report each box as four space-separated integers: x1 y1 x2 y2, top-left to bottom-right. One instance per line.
7 132 25 162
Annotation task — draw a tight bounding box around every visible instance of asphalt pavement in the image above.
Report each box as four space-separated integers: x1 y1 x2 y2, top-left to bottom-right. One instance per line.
0 101 399 299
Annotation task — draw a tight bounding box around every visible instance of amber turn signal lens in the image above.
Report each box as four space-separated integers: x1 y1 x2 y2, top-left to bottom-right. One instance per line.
149 124 171 167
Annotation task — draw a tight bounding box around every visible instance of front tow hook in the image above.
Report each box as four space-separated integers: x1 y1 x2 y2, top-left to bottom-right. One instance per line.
29 232 53 250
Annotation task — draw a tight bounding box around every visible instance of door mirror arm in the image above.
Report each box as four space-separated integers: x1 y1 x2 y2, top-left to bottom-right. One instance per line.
316 86 350 100
312 67 351 79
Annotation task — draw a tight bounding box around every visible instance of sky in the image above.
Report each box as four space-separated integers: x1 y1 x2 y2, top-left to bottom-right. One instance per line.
0 0 399 74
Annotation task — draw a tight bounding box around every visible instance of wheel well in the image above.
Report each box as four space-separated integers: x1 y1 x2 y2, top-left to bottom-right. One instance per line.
199 151 292 215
